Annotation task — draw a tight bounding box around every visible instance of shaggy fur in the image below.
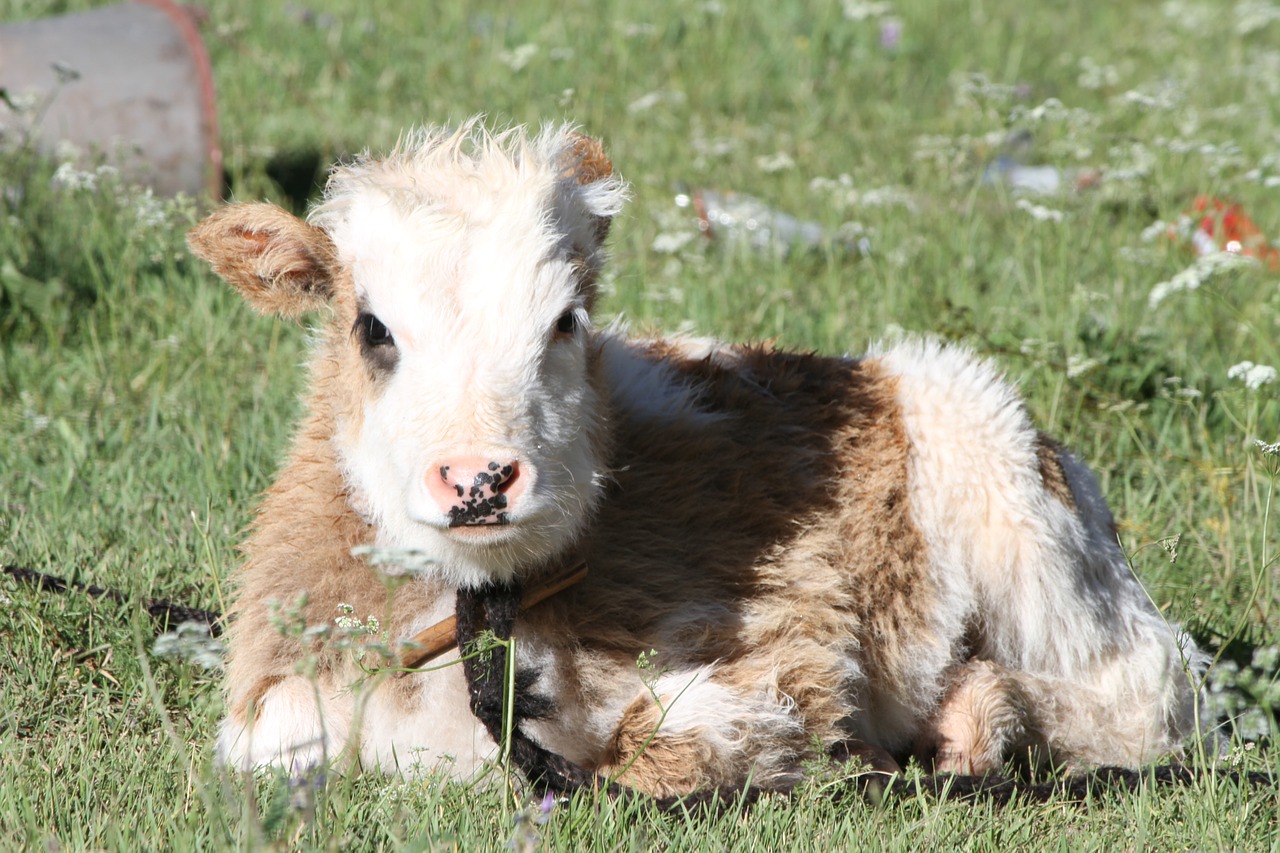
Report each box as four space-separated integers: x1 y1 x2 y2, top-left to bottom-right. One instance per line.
188 120 1206 792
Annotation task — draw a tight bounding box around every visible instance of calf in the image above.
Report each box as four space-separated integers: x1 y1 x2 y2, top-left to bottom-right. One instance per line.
188 121 1206 795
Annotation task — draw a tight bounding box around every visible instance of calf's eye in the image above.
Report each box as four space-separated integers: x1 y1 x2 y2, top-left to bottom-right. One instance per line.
358 313 394 347
555 311 578 336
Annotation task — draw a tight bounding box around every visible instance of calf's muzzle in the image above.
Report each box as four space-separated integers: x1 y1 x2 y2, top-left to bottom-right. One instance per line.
427 455 525 527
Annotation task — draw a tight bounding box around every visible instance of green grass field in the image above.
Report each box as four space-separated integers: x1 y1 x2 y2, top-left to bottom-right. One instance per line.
2 0 1278 848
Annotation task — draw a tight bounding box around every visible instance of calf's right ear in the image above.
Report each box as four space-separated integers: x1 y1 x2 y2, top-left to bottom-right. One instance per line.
187 202 337 318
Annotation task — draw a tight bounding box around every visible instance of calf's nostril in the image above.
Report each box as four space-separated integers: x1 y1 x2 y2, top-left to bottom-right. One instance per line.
427 456 524 524
492 462 519 494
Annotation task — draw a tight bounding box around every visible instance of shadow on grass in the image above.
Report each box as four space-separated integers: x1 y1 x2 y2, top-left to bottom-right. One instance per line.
266 148 329 212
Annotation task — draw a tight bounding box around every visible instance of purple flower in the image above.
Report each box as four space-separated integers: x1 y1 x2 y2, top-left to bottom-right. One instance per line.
880 18 902 50
536 791 557 824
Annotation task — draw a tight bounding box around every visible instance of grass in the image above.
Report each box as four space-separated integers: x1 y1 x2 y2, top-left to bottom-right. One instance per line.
2 0 1279 848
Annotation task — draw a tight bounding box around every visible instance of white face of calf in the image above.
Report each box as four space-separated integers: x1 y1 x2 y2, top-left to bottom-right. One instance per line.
189 124 628 588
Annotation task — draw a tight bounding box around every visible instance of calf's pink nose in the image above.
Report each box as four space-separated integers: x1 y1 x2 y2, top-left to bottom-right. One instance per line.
426 456 525 526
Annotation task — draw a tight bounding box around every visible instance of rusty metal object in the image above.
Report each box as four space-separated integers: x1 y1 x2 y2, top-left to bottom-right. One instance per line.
0 0 222 198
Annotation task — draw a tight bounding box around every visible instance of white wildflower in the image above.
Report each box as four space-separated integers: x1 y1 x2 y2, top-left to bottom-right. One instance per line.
617 21 657 37
859 186 916 209
1243 154 1280 186
1249 49 1280 95
334 603 381 636
1236 0 1280 34
627 89 686 114
1227 361 1278 390
1255 438 1280 456
809 176 914 211
497 43 538 72
691 134 738 158
1066 355 1101 378
880 322 908 341
153 622 226 671
302 623 331 643
23 409 51 433
808 174 849 190
911 134 952 162
884 234 923 268
1104 142 1156 182
1115 90 1160 109
1161 0 1215 29
644 280 687 303
1157 137 1244 176
952 73 1026 108
51 162 96 191
132 188 168 230
1148 251 1257 307
1252 643 1279 671
1071 284 1109 305
1015 198 1065 223
2 88 42 114
1011 97 1068 124
842 0 894 20
351 544 441 574
755 152 796 173
1140 220 1170 243
1113 81 1183 111
1078 56 1119 90
809 173 858 207
50 162 122 194
20 392 51 433
1117 246 1159 264
652 231 695 254
53 141 85 166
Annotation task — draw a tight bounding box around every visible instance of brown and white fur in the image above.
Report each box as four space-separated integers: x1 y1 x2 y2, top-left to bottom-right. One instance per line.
188 121 1206 795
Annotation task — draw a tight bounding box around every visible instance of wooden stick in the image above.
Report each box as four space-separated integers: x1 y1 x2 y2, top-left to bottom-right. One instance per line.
397 560 588 673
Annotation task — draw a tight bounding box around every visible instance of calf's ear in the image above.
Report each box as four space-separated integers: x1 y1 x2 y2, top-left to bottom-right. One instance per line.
187 202 337 318
562 132 620 251
565 133 613 187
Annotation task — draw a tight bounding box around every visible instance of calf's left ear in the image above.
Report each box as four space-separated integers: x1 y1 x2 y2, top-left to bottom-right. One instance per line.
187 202 338 318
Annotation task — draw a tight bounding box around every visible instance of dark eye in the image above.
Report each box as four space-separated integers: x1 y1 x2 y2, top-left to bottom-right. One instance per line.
358 312 394 347
555 310 579 337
